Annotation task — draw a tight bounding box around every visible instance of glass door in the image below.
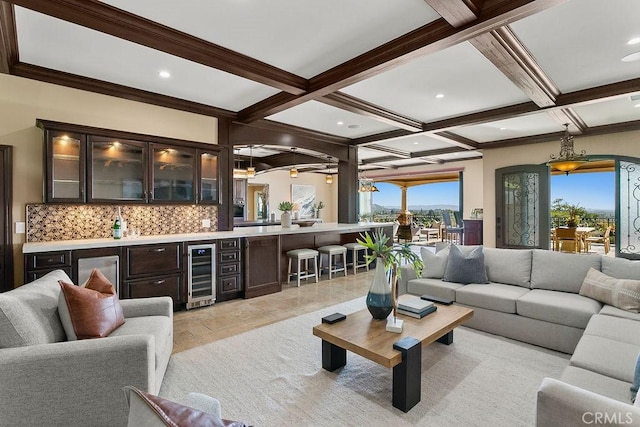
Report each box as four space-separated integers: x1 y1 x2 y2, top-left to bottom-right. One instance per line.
46 130 85 202
617 158 640 259
495 165 550 249
150 144 196 203
197 149 219 204
88 137 146 202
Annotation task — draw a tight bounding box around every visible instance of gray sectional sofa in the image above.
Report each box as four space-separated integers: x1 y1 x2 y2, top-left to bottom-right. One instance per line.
399 246 640 426
0 270 174 427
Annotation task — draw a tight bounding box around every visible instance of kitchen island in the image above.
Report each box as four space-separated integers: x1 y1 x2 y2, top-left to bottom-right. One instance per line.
23 222 392 306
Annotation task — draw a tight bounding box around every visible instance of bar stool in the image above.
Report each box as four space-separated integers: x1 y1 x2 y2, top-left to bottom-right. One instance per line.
317 245 347 279
286 248 319 287
342 242 369 274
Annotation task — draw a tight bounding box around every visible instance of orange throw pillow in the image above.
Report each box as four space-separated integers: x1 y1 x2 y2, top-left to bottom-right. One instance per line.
58 269 125 340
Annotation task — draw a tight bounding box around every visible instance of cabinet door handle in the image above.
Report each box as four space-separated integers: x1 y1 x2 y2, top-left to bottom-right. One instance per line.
151 248 166 253
152 279 165 285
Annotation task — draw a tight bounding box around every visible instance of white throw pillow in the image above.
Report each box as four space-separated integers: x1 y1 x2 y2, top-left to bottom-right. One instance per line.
420 246 449 279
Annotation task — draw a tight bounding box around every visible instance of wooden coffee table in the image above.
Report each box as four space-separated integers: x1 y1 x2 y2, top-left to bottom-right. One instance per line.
312 303 473 412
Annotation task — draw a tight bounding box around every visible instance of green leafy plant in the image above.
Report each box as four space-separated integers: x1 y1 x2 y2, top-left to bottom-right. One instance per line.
357 229 423 316
278 201 294 212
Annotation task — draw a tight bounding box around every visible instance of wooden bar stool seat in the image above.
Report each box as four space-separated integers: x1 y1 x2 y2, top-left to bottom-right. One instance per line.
286 248 319 287
317 245 347 280
342 242 369 274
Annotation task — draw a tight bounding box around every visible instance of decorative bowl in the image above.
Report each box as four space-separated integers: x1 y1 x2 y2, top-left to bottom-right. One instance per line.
295 220 316 227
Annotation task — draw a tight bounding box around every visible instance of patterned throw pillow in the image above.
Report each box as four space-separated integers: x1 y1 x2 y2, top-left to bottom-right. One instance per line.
443 245 489 285
579 268 640 313
58 269 125 340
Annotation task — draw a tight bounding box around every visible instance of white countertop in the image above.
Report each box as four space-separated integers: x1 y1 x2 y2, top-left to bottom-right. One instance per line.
22 222 393 253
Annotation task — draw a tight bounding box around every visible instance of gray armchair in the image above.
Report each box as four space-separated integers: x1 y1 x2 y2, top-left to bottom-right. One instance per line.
0 270 173 427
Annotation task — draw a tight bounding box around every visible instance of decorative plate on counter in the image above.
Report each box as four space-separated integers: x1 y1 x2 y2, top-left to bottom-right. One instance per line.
294 220 316 227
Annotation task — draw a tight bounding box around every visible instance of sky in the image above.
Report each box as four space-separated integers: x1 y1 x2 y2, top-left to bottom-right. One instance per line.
371 171 615 211
550 171 614 211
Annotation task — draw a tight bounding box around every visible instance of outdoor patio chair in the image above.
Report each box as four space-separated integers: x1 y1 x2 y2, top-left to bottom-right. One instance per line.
585 226 612 254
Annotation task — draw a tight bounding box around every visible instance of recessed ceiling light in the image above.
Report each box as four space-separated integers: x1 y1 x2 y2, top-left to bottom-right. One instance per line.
627 37 640 46
621 52 640 62
337 121 344 126
435 93 445 99
413 141 419 145
499 127 507 130
635 103 640 108
158 70 171 78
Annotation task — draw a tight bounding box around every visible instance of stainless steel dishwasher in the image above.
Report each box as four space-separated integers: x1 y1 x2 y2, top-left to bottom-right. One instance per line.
77 255 120 294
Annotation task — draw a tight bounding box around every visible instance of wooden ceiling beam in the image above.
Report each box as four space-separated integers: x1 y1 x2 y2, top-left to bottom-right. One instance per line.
423 0 484 26
319 92 423 131
469 26 559 107
432 131 480 149
7 0 308 95
546 108 587 134
11 63 238 118
239 0 568 122
0 2 17 74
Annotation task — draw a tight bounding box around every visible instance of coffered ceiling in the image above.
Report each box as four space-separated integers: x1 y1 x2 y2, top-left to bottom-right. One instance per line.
1 0 639 173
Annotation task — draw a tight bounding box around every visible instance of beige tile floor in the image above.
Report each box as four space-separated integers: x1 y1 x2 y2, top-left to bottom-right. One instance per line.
173 268 374 353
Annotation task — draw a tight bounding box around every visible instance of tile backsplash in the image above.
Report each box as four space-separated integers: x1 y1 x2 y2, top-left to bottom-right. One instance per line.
26 204 218 242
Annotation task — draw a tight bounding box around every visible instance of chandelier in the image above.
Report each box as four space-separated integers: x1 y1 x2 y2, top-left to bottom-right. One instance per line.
547 124 588 175
289 148 298 178
246 145 255 178
358 178 379 192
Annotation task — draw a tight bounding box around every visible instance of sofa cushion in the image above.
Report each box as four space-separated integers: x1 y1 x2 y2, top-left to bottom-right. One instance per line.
110 315 173 370
530 249 601 293
602 256 640 280
583 314 640 347
560 366 635 404
407 278 463 301
420 246 449 279
579 268 640 313
0 270 69 348
571 335 640 383
443 245 489 285
455 283 530 314
599 305 640 321
483 248 532 288
516 289 601 329
58 269 125 340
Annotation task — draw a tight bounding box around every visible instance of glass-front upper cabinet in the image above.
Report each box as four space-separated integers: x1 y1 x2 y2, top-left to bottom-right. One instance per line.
88 137 147 202
197 149 219 204
150 143 196 203
46 130 86 202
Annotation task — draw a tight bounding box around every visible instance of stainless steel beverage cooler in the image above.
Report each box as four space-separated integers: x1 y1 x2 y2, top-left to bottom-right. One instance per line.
187 243 216 309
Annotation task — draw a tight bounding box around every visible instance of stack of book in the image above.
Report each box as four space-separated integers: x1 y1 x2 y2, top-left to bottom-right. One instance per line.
397 295 437 319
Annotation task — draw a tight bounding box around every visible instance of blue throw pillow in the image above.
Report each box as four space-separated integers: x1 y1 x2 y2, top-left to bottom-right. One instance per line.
632 352 640 403
443 245 489 285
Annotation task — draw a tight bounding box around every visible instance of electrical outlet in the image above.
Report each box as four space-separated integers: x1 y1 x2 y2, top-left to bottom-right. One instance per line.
15 221 25 234
201 219 211 229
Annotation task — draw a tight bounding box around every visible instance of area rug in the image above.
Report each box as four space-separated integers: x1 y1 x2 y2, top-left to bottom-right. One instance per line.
159 297 569 426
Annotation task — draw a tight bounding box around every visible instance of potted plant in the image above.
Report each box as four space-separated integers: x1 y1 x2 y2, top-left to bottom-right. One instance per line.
313 201 325 219
278 201 294 228
357 229 423 324
566 203 580 228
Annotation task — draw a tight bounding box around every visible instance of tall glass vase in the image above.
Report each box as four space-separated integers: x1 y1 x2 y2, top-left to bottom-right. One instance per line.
366 258 393 320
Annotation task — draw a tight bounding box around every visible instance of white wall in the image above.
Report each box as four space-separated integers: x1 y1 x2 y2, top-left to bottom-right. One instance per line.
251 170 338 222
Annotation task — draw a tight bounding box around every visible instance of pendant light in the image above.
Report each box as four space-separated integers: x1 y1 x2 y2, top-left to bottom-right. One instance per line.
246 145 256 178
325 174 333 184
289 148 298 178
547 124 588 175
